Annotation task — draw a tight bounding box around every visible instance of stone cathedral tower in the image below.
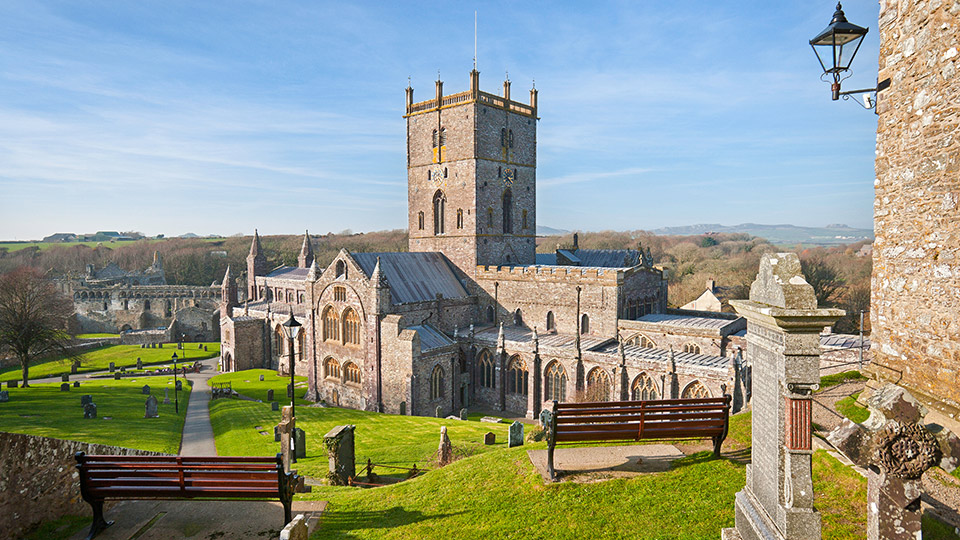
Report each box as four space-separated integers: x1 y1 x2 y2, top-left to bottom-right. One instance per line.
405 70 538 275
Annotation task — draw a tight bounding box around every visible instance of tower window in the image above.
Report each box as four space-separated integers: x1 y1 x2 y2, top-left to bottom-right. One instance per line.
508 129 514 148
502 189 513 234
418 211 424 230
433 190 446 235
443 167 448 178
432 129 438 148
456 209 464 229
522 209 528 229
439 127 446 146
500 128 506 148
487 208 494 227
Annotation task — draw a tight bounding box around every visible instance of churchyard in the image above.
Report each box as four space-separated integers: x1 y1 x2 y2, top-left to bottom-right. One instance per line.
0 342 220 382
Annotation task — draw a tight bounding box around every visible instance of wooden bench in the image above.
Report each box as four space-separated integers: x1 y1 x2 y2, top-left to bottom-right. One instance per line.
75 452 298 539
546 396 732 481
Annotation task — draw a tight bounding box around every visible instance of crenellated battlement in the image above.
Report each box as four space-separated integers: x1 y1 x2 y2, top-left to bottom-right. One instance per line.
404 70 537 119
475 264 625 285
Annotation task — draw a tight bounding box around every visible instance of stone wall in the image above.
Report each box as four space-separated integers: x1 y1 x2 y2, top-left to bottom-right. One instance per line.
0 432 167 539
870 0 960 417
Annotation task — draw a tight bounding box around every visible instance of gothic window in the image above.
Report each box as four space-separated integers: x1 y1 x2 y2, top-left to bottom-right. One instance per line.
478 350 495 389
522 209 528 230
432 129 438 148
274 325 285 356
433 190 446 235
546 311 555 331
297 332 305 361
498 166 501 178
683 343 702 355
456 209 464 229
335 260 347 279
682 380 711 399
640 335 655 348
502 189 513 234
333 286 346 302
631 372 659 401
439 127 446 146
500 128 506 148
164 300 172 317
342 308 361 345
508 129 514 148
544 361 567 402
586 367 610 401
430 365 445 400
580 314 590 335
513 308 523 327
507 355 528 395
297 293 305 304
487 208 494 227
324 357 341 380
344 362 361 385
322 306 339 342
418 211 424 230
485 305 495 323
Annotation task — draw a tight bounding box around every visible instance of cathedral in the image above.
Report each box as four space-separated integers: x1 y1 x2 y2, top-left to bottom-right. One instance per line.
220 71 746 419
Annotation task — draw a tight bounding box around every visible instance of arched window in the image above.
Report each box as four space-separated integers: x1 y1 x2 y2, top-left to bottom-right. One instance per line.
274 325 285 356
487 208 494 227
513 308 523 327
324 357 341 380
522 209 528 230
580 314 590 335
344 362 361 385
640 335 655 348
508 129 514 148
546 311 555 331
432 129 438 148
544 361 567 402
586 367 610 401
333 286 346 302
418 211 424 230
502 189 513 234
144 299 151 310
683 343 702 355
631 373 659 401
507 355 528 396
478 350 495 389
297 331 305 361
682 380 711 399
485 305 495 323
433 190 446 235
335 260 347 279
456 209 464 229
322 306 339 342
342 308 361 345
430 365 445 400
439 127 446 146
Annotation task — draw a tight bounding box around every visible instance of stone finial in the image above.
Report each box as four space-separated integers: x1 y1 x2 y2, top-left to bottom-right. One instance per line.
496 322 505 353
617 334 626 365
468 324 474 338
297 230 315 269
371 256 388 288
249 229 264 257
152 250 162 267
306 260 320 282
748 252 817 309
532 326 539 354
243 300 249 316
221 265 231 287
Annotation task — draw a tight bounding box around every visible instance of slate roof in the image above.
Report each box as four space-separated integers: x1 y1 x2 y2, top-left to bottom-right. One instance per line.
265 266 310 280
93 263 130 279
591 341 731 370
242 300 308 317
352 252 468 305
635 313 740 331
821 334 870 349
407 324 455 352
535 253 558 265
570 249 640 268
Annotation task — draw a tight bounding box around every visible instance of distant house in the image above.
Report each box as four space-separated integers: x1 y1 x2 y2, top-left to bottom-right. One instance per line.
42 233 77 243
680 280 738 313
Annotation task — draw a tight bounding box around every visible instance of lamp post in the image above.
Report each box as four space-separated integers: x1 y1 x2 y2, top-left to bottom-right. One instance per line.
809 3 886 108
171 352 180 414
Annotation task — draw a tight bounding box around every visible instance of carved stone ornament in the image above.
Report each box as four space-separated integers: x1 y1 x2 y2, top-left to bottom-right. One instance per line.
872 421 942 479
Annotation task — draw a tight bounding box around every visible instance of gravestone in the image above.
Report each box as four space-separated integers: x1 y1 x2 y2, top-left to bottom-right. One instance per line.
484 432 496 445
438 426 453 466
71 364 77 374
459 408 468 421
163 388 170 404
272 401 280 411
60 383 70 392
136 358 143 370
294 427 306 459
539 408 552 429
722 253 843 540
399 401 406 416
267 389 274 402
73 382 80 388
199 343 203 349
6 381 16 388
81 395 93 406
275 424 282 442
175 380 182 391
279 513 308 540
287 383 294 399
108 362 115 372
62 374 69 382
508 421 524 448
0 390 8 403
259 374 265 382
278 406 296 472
141 344 146 348
144 395 159 418
323 424 356 485
141 385 151 395
204 346 208 352
435 406 442 418
114 373 121 380
83 402 97 419
158 343 163 348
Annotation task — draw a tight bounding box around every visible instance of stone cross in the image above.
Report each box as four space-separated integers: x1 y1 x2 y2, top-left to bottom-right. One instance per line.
508 421 524 448
323 424 356 485
144 395 159 418
723 253 843 540
438 426 453 466
539 408 552 429
141 385 151 395
278 406 296 472
827 384 952 540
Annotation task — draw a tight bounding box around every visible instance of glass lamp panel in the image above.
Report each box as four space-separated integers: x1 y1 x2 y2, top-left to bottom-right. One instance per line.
836 34 866 71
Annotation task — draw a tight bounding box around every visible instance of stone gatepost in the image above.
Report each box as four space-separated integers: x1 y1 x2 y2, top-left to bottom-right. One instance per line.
723 253 843 540
323 424 356 486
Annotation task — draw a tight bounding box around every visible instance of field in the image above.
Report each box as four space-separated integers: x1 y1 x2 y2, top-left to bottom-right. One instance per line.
0 240 149 252
0 342 220 382
0 376 190 454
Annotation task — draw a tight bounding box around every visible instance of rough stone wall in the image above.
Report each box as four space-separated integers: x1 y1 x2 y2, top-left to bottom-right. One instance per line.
380 315 415 414
311 273 371 411
72 286 219 334
871 0 960 417
220 316 266 372
0 432 166 539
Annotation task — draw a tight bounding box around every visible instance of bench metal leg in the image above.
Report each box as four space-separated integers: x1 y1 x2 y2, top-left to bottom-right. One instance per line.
85 500 114 540
547 441 556 481
282 499 292 526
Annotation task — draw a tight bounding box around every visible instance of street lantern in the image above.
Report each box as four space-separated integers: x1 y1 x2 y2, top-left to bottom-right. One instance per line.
171 352 180 414
280 310 302 463
809 3 870 101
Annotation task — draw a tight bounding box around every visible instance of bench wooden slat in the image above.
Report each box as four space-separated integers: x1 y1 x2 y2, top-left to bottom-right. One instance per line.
555 404 729 415
555 398 729 410
555 411 726 424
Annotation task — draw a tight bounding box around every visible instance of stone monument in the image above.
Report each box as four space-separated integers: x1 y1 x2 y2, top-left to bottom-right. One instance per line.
83 402 97 419
722 253 843 540
0 390 8 402
508 421 524 448
294 427 306 459
144 395 159 418
163 388 170 404
141 385 151 395
323 424 356 485
278 406 296 472
438 426 453 466
81 395 93 406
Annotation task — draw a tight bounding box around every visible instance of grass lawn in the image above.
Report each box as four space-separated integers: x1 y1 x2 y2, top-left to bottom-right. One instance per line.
0 376 190 453
0 342 220 382
0 240 148 252
75 333 120 339
836 391 871 423
818 370 867 390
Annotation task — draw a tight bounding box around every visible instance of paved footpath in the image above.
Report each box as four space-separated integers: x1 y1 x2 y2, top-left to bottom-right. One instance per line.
179 359 218 455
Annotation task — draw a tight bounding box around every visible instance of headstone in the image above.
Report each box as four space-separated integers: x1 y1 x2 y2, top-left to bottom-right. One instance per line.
723 253 843 540
60 383 70 392
272 401 280 411
294 427 306 459
136 358 143 370
62 374 69 382
71 364 78 374
163 388 170 404
399 401 406 415
81 395 93 406
459 408 468 421
483 432 496 445
267 389 274 401
480 416 502 423
108 362 115 372
323 424 356 485
275 424 281 442
438 426 453 466
259 374 265 382
204 346 208 352
175 380 182 391
6 381 16 388
539 408 553 429
0 390 8 403
114 372 121 380
144 395 159 418
158 343 163 348
279 513 308 540
141 344 146 348
83 402 97 419
73 381 80 388
508 421 524 448
199 343 203 349
141 385 151 395
435 406 442 418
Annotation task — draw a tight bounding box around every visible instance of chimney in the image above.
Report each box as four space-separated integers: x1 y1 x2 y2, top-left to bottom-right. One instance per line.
573 232 579 251
706 279 715 292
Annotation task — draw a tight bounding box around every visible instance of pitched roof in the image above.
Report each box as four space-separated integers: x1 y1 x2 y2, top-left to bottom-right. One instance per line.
352 252 468 304
570 249 640 268
635 313 740 331
820 333 870 350
265 266 310 280
407 324 455 352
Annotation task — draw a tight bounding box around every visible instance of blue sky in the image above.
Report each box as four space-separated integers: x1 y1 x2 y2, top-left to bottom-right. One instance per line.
0 1 881 239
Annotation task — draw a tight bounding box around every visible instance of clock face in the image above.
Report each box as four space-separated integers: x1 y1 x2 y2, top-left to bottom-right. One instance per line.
503 168 515 186
432 167 445 186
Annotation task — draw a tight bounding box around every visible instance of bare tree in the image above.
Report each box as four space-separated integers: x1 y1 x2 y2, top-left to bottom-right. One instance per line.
800 257 846 307
0 267 79 386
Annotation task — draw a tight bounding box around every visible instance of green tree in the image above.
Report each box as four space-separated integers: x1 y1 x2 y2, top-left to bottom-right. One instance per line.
0 267 79 386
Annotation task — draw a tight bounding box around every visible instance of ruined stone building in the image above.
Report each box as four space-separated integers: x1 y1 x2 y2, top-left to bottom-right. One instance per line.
63 252 221 342
221 72 749 418
869 0 960 422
